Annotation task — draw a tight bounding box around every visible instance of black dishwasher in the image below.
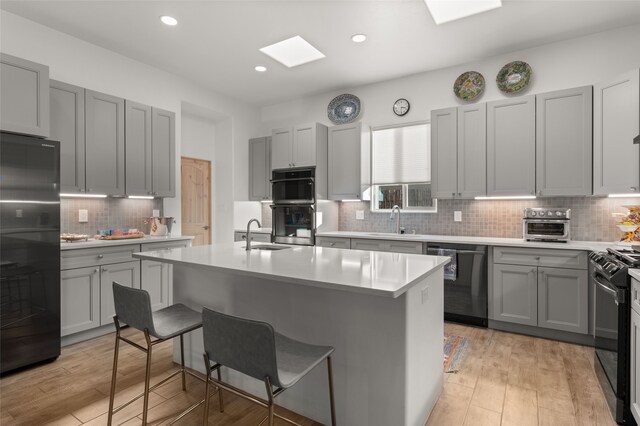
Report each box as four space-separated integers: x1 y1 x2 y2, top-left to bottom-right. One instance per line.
426 243 488 327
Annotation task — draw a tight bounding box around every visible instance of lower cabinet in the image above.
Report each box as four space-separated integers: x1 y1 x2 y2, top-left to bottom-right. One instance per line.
60 266 100 336
141 260 171 311
99 260 140 325
234 231 271 243
491 247 589 335
350 238 423 254
316 236 351 249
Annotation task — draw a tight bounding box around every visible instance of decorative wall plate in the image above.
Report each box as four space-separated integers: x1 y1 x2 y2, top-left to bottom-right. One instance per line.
496 61 532 93
327 94 361 124
453 71 485 101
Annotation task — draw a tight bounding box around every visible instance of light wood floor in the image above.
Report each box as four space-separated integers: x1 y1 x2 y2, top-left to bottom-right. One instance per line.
0 323 616 426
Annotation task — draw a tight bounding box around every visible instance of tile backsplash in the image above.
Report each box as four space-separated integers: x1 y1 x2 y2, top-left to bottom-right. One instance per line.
337 197 640 242
61 198 162 235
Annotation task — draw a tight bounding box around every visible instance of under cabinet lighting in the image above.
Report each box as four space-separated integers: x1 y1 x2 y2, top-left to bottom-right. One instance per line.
259 36 325 68
60 193 107 198
0 200 60 204
260 200 273 203
340 199 362 202
608 193 640 198
160 15 178 26
424 0 502 25
128 195 155 200
474 195 536 200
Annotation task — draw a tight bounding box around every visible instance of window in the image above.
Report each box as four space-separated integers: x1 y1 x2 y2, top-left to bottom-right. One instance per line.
371 122 436 212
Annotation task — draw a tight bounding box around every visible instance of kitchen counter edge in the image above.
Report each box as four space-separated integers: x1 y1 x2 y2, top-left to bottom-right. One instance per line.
61 235 194 250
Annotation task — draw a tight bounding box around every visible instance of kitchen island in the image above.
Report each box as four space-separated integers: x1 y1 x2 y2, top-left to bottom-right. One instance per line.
133 242 450 426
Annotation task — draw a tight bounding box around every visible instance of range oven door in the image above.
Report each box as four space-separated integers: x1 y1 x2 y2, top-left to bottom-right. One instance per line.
593 270 629 423
271 204 315 246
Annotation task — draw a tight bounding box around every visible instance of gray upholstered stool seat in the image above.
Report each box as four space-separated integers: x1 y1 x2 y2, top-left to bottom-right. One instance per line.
107 282 205 426
201 307 336 426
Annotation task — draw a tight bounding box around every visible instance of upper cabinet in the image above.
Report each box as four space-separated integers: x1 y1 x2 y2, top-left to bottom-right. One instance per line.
151 108 176 197
125 101 152 196
328 122 370 200
536 86 593 197
50 80 85 193
1 53 50 138
85 89 125 196
432 104 486 200
594 69 640 195
248 136 271 201
271 123 328 170
487 96 536 197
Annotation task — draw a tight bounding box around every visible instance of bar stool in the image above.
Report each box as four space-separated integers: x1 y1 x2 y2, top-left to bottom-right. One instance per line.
107 282 204 426
201 307 337 426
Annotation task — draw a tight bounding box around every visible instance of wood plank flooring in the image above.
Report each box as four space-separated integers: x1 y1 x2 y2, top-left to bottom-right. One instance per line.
0 323 616 425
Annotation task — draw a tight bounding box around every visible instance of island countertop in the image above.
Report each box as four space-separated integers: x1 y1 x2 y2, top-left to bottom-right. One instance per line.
133 242 450 298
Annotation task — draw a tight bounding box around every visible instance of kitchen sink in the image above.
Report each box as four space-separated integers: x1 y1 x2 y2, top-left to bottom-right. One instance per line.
245 245 290 251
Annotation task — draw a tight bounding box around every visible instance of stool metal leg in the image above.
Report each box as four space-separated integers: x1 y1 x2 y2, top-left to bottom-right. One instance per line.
107 317 122 426
142 331 153 426
202 353 211 426
265 376 275 426
180 334 186 391
217 366 224 412
327 356 336 426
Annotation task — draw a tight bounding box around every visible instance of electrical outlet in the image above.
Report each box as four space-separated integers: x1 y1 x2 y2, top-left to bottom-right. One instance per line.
79 209 88 223
454 211 462 222
356 210 365 220
152 209 160 217
15 209 22 218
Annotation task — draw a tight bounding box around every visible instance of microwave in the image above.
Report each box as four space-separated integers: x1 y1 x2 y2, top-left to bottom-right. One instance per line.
271 168 315 204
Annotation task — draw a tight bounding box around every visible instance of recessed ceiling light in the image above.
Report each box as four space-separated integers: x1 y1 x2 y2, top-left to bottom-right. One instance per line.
259 36 325 68
351 34 367 43
254 66 267 72
424 0 502 25
160 15 178 26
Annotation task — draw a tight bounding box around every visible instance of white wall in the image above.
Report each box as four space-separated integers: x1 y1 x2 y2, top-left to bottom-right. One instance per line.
260 24 640 130
0 10 260 240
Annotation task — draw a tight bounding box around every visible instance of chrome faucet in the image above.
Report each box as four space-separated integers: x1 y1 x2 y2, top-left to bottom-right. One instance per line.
390 205 402 234
245 218 262 251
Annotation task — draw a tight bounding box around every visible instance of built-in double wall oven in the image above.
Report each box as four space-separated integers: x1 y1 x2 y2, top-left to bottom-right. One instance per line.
271 168 316 246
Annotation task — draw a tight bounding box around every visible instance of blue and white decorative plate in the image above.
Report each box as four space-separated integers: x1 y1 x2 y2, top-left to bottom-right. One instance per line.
327 94 361 125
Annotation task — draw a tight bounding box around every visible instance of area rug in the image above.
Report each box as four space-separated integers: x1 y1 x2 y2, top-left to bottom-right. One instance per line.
443 333 470 373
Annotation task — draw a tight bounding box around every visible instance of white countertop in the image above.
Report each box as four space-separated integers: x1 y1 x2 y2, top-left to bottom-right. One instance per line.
61 235 193 250
234 228 272 234
631 269 640 281
317 231 616 252
133 242 450 298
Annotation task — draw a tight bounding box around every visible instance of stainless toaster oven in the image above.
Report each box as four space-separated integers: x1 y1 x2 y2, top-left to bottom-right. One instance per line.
523 208 570 242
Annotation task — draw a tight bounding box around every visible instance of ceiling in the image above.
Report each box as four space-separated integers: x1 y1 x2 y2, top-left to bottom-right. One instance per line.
2 1 640 106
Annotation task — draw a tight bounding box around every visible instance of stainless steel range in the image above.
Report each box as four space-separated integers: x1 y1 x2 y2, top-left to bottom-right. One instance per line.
590 248 640 424
523 207 570 242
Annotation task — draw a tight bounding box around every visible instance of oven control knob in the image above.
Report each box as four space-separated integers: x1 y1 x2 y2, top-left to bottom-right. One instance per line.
539 211 545 217
547 211 553 217
556 211 563 217
531 211 537 217
604 262 619 274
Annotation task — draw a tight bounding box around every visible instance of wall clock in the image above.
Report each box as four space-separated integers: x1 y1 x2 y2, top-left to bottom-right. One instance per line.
393 98 410 116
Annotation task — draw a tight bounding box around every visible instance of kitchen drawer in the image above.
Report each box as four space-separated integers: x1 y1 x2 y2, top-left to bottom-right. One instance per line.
632 277 640 316
61 244 140 270
493 246 587 269
142 240 191 252
235 232 271 243
316 237 350 249
351 238 423 254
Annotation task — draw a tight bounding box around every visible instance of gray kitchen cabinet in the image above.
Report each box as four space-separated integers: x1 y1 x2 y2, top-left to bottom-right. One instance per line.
594 69 640 195
151 107 176 197
537 267 588 334
631 276 640 425
432 104 486 199
85 89 125 195
60 266 100 336
0 53 50 138
125 100 152 196
248 136 271 201
99 260 140 325
328 122 370 200
271 123 328 169
487 96 536 196
536 86 593 196
431 107 458 199
271 127 293 170
491 246 589 334
60 244 139 270
234 231 271 243
492 263 538 326
316 236 351 249
351 238 423 254
141 260 170 312
50 80 85 193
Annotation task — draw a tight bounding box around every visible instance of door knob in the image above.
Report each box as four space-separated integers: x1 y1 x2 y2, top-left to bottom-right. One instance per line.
203 225 209 230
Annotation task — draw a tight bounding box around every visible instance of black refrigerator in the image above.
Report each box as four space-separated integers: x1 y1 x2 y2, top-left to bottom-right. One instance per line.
0 132 61 374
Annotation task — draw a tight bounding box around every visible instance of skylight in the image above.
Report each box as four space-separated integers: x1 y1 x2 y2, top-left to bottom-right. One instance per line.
424 0 502 25
259 36 325 68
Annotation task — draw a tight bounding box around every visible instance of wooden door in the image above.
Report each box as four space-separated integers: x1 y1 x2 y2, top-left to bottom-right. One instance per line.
181 157 211 246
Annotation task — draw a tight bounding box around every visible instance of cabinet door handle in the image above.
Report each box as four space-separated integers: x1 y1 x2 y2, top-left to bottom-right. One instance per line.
102 267 108 272
458 192 462 196
94 268 99 273
631 187 638 191
530 268 536 273
452 192 455 197
330 242 335 247
534 256 540 260
97 254 104 259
